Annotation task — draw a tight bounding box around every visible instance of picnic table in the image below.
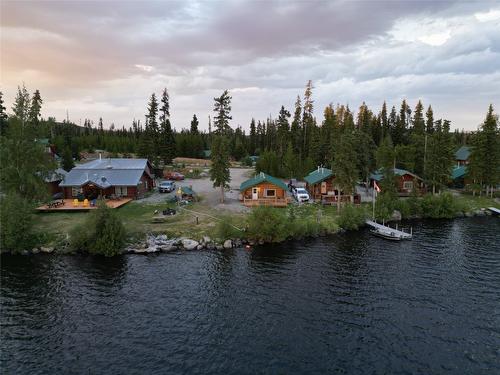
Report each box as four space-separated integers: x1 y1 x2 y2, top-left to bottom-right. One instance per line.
47 199 65 209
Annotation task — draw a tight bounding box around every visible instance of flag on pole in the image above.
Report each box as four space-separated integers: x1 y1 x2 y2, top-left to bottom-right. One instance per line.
374 181 381 193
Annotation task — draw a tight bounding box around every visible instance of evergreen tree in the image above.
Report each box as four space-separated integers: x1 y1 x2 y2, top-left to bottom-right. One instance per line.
159 88 176 165
249 118 257 155
469 105 499 196
276 105 291 155
302 80 314 156
376 135 395 170
190 114 199 134
291 95 302 154
411 100 426 175
12 84 30 126
29 89 43 125
425 105 434 134
380 101 389 140
210 136 231 203
332 130 359 208
62 146 75 171
425 119 454 194
0 91 8 135
213 90 232 136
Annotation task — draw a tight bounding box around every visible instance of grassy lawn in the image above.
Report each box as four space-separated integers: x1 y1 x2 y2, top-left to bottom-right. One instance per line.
34 200 249 243
455 193 500 211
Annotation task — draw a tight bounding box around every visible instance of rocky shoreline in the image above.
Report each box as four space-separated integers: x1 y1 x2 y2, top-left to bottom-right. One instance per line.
2 207 496 256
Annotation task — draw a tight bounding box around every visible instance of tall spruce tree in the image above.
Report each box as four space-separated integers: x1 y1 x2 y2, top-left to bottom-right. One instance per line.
411 100 426 175
425 119 454 194
12 84 30 127
332 130 359 208
210 136 231 203
469 105 499 196
190 114 199 134
302 80 314 156
291 95 302 154
158 88 176 165
0 91 8 135
213 90 232 136
29 89 43 125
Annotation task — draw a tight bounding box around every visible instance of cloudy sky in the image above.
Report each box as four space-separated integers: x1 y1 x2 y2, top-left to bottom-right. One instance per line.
1 1 499 131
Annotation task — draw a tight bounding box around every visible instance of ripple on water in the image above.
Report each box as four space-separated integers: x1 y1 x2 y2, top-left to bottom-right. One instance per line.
1 217 500 375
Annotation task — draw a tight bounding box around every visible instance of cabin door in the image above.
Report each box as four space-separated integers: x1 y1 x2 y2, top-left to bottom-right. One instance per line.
321 182 327 194
252 188 258 200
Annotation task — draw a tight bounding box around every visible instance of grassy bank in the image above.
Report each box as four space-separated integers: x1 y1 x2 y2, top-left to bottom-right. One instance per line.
31 193 499 251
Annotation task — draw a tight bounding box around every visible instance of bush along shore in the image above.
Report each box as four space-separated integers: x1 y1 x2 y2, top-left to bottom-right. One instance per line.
2 192 498 257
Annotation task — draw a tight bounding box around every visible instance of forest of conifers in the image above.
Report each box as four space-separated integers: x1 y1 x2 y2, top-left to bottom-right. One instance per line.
1 81 498 196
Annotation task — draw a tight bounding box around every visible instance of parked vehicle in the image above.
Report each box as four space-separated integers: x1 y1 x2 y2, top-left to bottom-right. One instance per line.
164 171 185 180
293 187 310 203
159 180 176 193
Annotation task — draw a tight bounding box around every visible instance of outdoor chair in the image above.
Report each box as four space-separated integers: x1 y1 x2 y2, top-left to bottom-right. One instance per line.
83 199 89 207
73 199 79 207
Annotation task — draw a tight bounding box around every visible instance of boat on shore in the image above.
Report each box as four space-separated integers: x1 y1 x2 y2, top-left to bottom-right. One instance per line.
366 220 413 241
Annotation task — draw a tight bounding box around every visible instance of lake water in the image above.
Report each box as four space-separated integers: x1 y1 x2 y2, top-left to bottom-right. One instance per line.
1 217 499 374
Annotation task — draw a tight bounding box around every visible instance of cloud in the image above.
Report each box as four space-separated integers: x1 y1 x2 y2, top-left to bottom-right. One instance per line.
0 0 499 131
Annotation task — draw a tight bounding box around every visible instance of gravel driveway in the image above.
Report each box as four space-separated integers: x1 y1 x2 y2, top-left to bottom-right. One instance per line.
139 168 254 212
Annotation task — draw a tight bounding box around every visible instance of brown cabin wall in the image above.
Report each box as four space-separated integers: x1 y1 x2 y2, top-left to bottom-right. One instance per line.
242 182 286 200
306 176 337 200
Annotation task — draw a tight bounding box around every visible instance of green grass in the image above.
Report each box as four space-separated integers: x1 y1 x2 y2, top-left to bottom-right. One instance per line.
455 194 500 211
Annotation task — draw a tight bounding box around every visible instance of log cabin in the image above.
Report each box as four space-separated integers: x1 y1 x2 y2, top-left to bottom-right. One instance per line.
370 168 426 196
304 167 360 204
59 158 154 200
240 172 289 207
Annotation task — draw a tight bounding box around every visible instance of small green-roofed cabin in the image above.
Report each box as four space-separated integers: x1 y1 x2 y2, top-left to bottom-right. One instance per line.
370 168 426 196
450 165 470 188
455 146 471 166
239 172 288 207
304 167 360 204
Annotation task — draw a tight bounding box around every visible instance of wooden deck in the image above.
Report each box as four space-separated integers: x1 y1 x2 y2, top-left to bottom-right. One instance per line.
36 198 132 212
243 197 288 207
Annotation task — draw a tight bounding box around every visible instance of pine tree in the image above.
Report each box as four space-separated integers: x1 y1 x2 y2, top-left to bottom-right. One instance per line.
276 105 290 155
249 118 257 155
469 105 499 196
12 84 30 127
332 130 359 208
62 146 75 171
410 100 425 175
291 95 302 154
29 89 43 125
425 119 454 194
210 136 231 203
380 101 389 140
158 88 176 165
213 90 232 136
0 91 9 135
302 80 314 156
190 114 199 134
425 105 434 134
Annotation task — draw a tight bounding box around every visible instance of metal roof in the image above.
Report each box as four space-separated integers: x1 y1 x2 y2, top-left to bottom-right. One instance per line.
370 168 422 181
304 167 333 185
455 146 470 161
240 172 288 191
451 165 467 180
60 158 150 187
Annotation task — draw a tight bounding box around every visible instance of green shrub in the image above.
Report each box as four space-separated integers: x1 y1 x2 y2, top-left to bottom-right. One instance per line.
0 194 35 253
70 201 126 256
215 217 240 240
375 192 396 220
241 155 253 167
337 204 367 230
247 206 289 242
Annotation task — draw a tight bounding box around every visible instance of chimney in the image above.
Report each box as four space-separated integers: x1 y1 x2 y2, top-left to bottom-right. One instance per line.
99 153 102 160
317 166 320 172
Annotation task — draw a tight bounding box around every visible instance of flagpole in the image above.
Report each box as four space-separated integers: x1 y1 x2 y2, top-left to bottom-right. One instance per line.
372 184 375 220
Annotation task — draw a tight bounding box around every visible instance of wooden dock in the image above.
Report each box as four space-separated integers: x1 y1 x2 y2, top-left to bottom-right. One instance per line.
488 207 500 215
36 198 132 212
365 220 413 240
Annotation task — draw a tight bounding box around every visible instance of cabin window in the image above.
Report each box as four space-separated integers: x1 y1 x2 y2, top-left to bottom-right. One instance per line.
115 186 128 196
265 189 276 198
403 181 413 191
71 187 83 197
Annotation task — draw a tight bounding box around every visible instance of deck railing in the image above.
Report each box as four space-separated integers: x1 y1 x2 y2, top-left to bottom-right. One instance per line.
243 197 288 207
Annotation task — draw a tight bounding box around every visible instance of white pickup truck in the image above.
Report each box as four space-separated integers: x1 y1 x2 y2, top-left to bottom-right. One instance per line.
293 187 310 203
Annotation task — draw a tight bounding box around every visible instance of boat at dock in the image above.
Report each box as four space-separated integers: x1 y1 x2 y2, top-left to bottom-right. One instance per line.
366 220 413 241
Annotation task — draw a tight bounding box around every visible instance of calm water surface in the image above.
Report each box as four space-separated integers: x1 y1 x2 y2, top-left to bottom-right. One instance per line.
1 217 499 374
